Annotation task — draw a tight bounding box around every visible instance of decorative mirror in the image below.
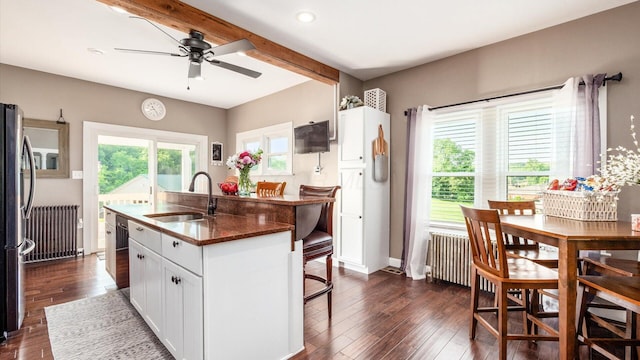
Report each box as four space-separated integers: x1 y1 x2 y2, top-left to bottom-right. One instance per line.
23 119 70 178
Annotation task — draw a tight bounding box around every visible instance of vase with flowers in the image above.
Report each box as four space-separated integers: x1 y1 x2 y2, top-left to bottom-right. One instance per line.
226 148 263 195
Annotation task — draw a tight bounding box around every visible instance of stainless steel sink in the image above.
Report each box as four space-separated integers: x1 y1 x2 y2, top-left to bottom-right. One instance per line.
145 212 205 223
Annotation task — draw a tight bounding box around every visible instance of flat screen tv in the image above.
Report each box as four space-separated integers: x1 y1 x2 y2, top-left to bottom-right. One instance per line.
294 121 330 154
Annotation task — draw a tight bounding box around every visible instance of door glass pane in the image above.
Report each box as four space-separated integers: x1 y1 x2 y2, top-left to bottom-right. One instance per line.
97 135 150 249
157 142 197 192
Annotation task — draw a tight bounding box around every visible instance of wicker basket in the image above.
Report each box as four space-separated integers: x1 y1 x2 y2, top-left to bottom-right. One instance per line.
542 190 618 221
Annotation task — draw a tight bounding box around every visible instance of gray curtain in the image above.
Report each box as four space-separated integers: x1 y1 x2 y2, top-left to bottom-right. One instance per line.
400 108 418 272
574 73 606 177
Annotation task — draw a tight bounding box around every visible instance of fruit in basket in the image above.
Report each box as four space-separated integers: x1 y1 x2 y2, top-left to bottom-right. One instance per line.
547 179 560 190
219 182 238 194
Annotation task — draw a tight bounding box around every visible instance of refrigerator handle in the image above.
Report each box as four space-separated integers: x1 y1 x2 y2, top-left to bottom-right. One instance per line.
23 135 36 219
19 239 36 256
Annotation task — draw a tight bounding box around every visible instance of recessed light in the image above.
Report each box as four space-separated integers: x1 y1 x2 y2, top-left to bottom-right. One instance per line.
87 48 105 55
296 11 316 23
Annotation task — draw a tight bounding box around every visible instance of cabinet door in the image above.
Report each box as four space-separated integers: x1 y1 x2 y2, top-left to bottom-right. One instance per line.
339 215 364 264
339 168 365 264
162 258 203 360
144 248 163 338
338 109 364 166
129 239 145 314
105 223 116 278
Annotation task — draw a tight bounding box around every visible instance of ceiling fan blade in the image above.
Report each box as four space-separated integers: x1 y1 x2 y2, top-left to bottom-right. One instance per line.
129 16 183 47
206 59 262 78
115 48 186 57
188 62 202 79
208 39 256 57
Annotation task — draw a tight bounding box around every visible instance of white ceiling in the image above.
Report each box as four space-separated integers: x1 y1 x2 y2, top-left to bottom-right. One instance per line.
1 0 636 109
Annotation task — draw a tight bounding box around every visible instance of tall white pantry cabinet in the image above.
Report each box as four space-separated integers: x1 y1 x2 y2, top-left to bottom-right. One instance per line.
337 107 390 274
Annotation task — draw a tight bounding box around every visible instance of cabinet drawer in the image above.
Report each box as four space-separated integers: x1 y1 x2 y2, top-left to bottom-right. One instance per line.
128 221 162 254
162 234 202 276
105 209 116 227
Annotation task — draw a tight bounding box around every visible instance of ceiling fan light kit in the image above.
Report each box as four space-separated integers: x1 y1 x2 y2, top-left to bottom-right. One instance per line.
115 17 262 82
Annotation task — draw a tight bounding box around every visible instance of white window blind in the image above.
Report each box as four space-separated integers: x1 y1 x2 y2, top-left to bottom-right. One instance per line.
426 93 576 226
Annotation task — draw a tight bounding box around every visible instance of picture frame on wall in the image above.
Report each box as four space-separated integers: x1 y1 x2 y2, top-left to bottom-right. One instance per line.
211 142 223 166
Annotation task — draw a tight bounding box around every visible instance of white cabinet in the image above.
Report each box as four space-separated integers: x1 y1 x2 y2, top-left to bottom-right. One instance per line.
337 107 390 274
129 228 204 360
162 257 203 360
129 238 163 338
104 210 116 279
127 219 297 359
128 221 163 338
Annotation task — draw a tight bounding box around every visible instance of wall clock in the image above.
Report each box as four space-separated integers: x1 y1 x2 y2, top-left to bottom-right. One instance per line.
141 98 166 121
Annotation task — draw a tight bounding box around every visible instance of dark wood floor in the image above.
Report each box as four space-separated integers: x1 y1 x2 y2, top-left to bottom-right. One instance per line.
0 255 116 360
1 255 582 359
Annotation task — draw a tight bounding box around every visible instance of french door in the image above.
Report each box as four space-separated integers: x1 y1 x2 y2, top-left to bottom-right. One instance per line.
83 122 207 254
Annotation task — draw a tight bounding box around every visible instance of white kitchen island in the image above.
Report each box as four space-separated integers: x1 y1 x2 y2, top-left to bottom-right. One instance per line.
105 204 303 360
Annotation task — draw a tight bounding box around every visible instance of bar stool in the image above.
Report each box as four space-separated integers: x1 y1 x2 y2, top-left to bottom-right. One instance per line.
299 185 340 319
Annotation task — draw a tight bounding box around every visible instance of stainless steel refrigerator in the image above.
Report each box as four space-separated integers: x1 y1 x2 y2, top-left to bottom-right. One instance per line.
1 103 36 342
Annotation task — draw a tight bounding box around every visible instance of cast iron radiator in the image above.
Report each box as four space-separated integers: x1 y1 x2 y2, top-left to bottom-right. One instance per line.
427 232 494 292
24 205 79 262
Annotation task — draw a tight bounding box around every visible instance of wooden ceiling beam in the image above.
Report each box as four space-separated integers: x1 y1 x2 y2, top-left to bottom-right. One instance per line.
96 0 339 85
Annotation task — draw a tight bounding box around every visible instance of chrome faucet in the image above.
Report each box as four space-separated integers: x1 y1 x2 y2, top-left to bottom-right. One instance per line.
188 171 216 215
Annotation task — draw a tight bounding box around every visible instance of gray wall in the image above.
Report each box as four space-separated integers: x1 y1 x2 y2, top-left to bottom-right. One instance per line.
226 80 337 193
364 2 640 259
0 64 228 246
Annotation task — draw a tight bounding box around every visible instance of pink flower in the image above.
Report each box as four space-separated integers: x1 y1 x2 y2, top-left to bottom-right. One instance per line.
239 151 250 159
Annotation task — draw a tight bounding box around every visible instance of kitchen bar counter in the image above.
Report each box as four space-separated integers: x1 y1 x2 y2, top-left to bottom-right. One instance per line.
160 190 334 242
104 203 294 246
104 196 305 359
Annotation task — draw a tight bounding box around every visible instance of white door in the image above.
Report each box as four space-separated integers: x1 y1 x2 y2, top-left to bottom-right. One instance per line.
83 122 208 255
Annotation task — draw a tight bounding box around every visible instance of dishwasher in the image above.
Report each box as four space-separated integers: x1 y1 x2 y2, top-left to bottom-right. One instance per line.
114 215 130 289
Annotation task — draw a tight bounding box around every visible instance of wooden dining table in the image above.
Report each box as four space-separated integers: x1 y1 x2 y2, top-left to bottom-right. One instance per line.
500 214 640 360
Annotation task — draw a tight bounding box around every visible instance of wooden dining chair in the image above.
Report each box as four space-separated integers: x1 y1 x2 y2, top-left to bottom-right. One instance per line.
255 181 286 197
460 205 559 360
579 254 640 358
577 275 640 359
299 185 340 319
487 200 558 268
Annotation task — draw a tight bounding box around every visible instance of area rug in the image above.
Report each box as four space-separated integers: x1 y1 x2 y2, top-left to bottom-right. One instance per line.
45 289 172 360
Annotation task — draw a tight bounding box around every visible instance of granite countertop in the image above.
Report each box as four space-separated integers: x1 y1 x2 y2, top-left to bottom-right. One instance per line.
104 203 294 246
164 191 335 205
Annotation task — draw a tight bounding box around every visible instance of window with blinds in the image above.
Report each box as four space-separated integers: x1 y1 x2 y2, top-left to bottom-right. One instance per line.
427 96 560 225
504 104 553 201
430 113 478 223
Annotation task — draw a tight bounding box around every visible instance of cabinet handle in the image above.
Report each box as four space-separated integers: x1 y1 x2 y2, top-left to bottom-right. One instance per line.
171 275 181 284
137 253 144 260
359 172 362 176
172 240 180 248
106 230 112 235
359 216 362 219
136 226 144 232
359 156 363 160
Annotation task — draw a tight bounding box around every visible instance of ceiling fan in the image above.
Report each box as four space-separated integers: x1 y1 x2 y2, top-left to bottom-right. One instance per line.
115 16 261 80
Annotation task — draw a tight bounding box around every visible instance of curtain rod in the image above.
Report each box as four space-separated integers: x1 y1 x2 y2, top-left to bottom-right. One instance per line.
425 72 622 112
